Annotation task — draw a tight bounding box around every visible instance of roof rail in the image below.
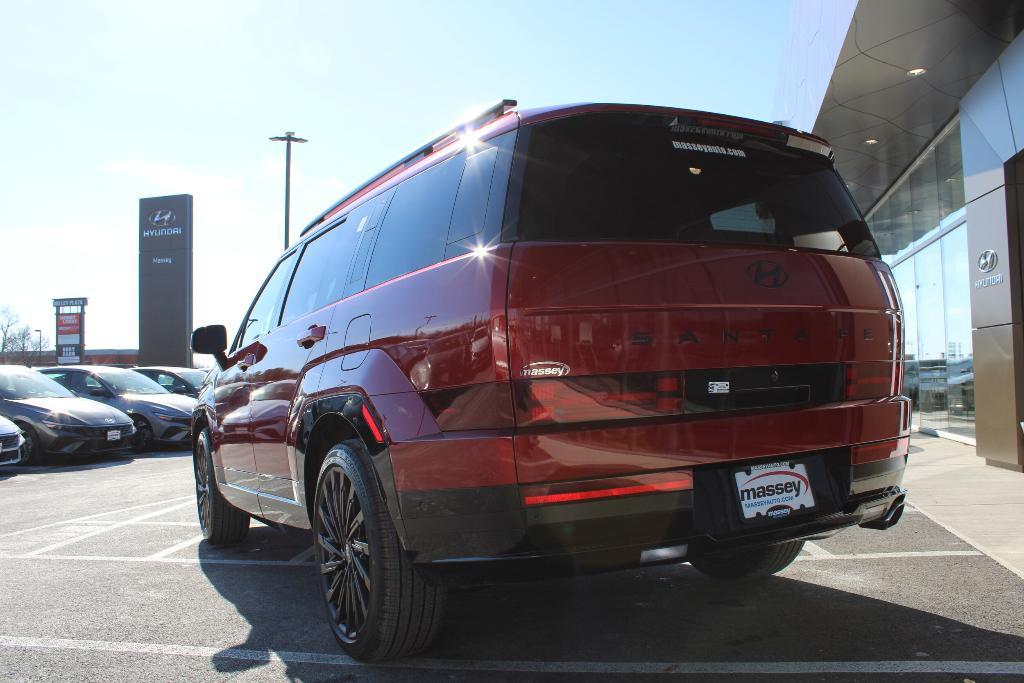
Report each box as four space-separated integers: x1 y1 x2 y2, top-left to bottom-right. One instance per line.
300 99 518 237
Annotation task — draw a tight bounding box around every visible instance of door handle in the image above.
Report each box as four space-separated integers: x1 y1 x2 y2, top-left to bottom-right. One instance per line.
238 352 257 371
297 324 327 349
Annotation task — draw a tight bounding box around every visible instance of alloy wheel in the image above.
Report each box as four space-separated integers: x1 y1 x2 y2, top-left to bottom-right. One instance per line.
316 466 370 643
194 443 212 532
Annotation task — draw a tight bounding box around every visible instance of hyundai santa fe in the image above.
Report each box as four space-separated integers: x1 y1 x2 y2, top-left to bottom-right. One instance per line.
189 101 910 661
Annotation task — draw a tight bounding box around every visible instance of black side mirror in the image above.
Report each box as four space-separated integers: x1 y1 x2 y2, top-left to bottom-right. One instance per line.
89 387 111 398
192 325 228 369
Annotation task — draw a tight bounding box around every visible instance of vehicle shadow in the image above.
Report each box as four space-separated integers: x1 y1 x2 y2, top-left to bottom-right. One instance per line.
0 448 190 480
198 534 1024 679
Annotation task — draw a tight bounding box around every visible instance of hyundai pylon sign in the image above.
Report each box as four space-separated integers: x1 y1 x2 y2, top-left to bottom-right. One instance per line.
139 195 193 366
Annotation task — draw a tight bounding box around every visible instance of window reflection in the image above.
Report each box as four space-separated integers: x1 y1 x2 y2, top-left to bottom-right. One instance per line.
915 242 948 431
942 228 974 437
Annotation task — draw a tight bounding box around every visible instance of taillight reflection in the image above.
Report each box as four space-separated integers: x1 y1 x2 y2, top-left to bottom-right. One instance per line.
514 372 685 426
844 362 895 400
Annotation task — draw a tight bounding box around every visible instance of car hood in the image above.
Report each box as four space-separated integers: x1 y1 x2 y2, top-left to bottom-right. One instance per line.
11 397 133 426
121 393 196 415
0 415 19 436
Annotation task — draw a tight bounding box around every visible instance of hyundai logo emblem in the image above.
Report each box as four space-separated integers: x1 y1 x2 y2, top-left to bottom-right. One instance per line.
978 250 998 273
148 210 176 227
746 260 789 288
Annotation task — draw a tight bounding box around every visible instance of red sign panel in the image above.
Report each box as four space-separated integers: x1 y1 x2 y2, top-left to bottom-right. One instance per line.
57 314 81 336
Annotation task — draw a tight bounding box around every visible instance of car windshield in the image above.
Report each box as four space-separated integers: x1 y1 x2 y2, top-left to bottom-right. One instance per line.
0 370 75 400
96 369 169 395
178 370 207 388
513 112 880 257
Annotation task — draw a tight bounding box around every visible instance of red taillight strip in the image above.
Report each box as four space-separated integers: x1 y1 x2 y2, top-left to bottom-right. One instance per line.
361 404 384 443
851 437 910 464
521 471 693 506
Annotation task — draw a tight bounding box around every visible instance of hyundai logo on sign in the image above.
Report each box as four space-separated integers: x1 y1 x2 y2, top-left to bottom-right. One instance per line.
978 250 998 273
746 260 789 288
148 210 176 228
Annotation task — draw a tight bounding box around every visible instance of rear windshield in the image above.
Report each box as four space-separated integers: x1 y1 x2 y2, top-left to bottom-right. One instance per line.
512 113 878 257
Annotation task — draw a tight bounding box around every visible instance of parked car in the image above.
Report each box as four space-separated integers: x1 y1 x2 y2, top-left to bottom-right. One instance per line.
0 414 25 466
39 365 195 451
0 365 135 464
189 101 910 661
132 366 209 398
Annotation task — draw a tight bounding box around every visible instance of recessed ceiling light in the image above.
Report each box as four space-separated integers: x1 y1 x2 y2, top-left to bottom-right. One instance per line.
907 67 927 77
864 139 879 145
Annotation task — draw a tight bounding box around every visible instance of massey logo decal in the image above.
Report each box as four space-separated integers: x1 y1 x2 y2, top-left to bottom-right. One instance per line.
739 477 804 501
734 462 816 520
672 140 746 157
520 362 570 378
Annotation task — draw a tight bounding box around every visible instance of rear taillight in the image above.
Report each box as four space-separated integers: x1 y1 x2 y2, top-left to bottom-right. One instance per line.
845 362 896 400
852 437 910 464
521 470 693 506
514 372 685 426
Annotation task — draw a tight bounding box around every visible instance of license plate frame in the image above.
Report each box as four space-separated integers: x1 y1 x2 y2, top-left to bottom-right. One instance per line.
733 459 816 522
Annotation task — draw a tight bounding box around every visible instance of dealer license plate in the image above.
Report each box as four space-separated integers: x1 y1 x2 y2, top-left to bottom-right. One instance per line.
107 430 120 441
733 460 816 520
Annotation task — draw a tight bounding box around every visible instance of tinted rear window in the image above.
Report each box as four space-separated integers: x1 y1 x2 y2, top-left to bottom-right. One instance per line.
512 113 878 257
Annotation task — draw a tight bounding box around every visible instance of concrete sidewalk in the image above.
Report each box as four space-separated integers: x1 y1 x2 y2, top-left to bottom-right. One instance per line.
904 432 1024 580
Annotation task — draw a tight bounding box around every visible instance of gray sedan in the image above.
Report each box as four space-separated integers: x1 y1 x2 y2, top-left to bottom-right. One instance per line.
0 415 24 466
40 366 195 451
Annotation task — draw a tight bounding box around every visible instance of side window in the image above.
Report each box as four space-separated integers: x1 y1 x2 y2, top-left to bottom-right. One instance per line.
280 227 338 326
43 371 70 388
364 153 466 289
447 147 498 244
342 190 395 298
237 251 298 349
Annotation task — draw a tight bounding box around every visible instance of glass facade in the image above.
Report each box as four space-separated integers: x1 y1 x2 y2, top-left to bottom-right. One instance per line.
866 121 974 438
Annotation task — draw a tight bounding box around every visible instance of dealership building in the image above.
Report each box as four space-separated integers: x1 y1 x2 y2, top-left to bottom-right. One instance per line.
774 0 1024 470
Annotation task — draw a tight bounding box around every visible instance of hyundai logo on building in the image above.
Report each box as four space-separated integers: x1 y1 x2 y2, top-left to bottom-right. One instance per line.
147 209 176 228
746 260 789 288
978 250 998 273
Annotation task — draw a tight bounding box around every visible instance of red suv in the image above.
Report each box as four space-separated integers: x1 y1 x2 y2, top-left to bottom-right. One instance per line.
190 101 910 661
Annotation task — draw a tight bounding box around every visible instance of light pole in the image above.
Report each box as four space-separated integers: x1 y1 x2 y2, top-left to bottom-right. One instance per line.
34 329 41 364
269 131 308 250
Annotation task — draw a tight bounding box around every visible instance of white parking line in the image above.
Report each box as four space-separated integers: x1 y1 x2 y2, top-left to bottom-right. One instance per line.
23 502 193 557
802 541 831 557
73 520 201 528
288 546 315 564
1 635 1023 675
0 496 194 539
147 535 205 559
796 550 983 561
0 553 314 567
908 503 1024 582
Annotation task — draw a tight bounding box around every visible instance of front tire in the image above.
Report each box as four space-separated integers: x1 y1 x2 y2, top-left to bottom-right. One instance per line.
314 442 446 661
690 540 804 580
132 416 154 453
17 424 42 465
194 428 249 545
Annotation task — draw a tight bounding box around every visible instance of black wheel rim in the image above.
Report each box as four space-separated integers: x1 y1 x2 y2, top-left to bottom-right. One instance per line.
315 466 370 643
194 441 211 532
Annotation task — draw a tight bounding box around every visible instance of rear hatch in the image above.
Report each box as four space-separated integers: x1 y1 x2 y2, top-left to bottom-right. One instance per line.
505 110 901 483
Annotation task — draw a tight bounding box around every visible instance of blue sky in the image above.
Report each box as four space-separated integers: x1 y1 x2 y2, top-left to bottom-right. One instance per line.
0 0 792 349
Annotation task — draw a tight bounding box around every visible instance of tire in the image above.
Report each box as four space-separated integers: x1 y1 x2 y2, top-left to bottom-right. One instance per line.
314 442 446 661
193 428 249 545
690 540 804 580
17 424 43 465
132 416 154 453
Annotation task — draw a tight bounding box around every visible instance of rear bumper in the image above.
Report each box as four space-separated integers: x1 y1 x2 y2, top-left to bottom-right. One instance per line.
399 450 907 580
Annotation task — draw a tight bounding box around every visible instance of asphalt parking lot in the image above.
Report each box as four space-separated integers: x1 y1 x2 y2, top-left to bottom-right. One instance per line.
1 446 1023 682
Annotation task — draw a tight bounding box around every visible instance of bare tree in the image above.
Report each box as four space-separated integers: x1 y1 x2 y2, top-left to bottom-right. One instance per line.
0 307 19 356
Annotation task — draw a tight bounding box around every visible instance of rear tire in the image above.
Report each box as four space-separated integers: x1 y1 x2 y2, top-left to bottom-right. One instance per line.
16 424 42 465
314 442 446 661
194 428 249 545
690 540 804 580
